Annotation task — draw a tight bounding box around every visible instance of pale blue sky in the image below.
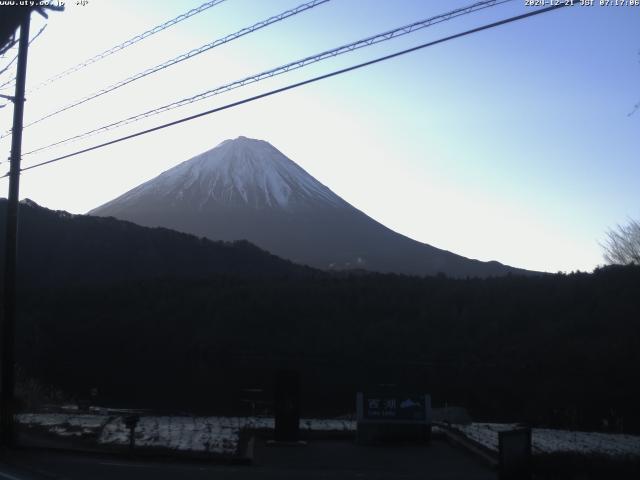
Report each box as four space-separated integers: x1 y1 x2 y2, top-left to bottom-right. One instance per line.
0 0 638 273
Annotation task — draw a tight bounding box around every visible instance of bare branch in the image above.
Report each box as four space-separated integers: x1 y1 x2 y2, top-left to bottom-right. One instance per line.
601 218 640 265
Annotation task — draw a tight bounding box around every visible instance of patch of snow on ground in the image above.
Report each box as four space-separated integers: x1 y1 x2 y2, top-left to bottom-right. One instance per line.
300 418 356 431
532 428 640 457
18 414 356 455
452 423 640 459
99 416 239 455
17 413 109 437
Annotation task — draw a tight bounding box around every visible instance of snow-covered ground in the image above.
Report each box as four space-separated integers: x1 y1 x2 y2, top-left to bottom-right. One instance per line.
17 413 109 437
451 423 640 459
16 413 356 456
17 415 639 459
99 416 240 455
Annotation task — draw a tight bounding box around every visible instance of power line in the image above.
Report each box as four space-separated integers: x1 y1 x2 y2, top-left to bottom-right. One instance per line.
0 38 17 58
0 76 16 91
0 54 19 79
27 0 229 93
20 0 514 158
0 25 48 109
0 25 47 81
0 0 329 140
4 2 573 179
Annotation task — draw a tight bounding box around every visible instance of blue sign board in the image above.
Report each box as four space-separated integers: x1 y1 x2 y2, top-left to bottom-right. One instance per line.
363 394 426 421
357 393 431 425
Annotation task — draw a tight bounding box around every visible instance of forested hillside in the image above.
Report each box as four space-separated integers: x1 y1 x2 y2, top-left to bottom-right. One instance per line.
2 200 638 432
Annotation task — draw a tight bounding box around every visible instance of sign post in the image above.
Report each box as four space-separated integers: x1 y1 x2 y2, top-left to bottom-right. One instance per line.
356 392 432 445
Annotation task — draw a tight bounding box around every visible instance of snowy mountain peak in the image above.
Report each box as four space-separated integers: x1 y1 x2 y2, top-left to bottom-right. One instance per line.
108 137 346 211
90 137 532 278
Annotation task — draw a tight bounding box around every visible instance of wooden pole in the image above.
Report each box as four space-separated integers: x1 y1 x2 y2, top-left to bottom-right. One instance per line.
1 10 31 448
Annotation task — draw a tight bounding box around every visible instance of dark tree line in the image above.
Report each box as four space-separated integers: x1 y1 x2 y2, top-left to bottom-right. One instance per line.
15 266 640 433
2 200 640 432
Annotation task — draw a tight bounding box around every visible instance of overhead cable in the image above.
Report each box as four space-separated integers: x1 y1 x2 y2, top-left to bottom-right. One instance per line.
0 25 47 81
27 0 229 93
22 0 514 156
2 0 329 139
5 2 573 178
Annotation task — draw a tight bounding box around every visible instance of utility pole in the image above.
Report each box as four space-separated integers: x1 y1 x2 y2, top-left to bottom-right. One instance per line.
1 10 31 448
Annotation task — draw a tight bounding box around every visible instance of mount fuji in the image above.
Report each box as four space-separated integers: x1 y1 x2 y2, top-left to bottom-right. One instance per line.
89 136 531 278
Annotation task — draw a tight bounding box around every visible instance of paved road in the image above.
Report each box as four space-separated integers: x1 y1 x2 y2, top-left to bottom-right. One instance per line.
0 463 44 480
2 439 496 479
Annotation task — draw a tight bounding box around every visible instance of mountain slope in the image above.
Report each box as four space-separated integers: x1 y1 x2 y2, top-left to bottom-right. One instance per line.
90 136 533 278
0 199 312 289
